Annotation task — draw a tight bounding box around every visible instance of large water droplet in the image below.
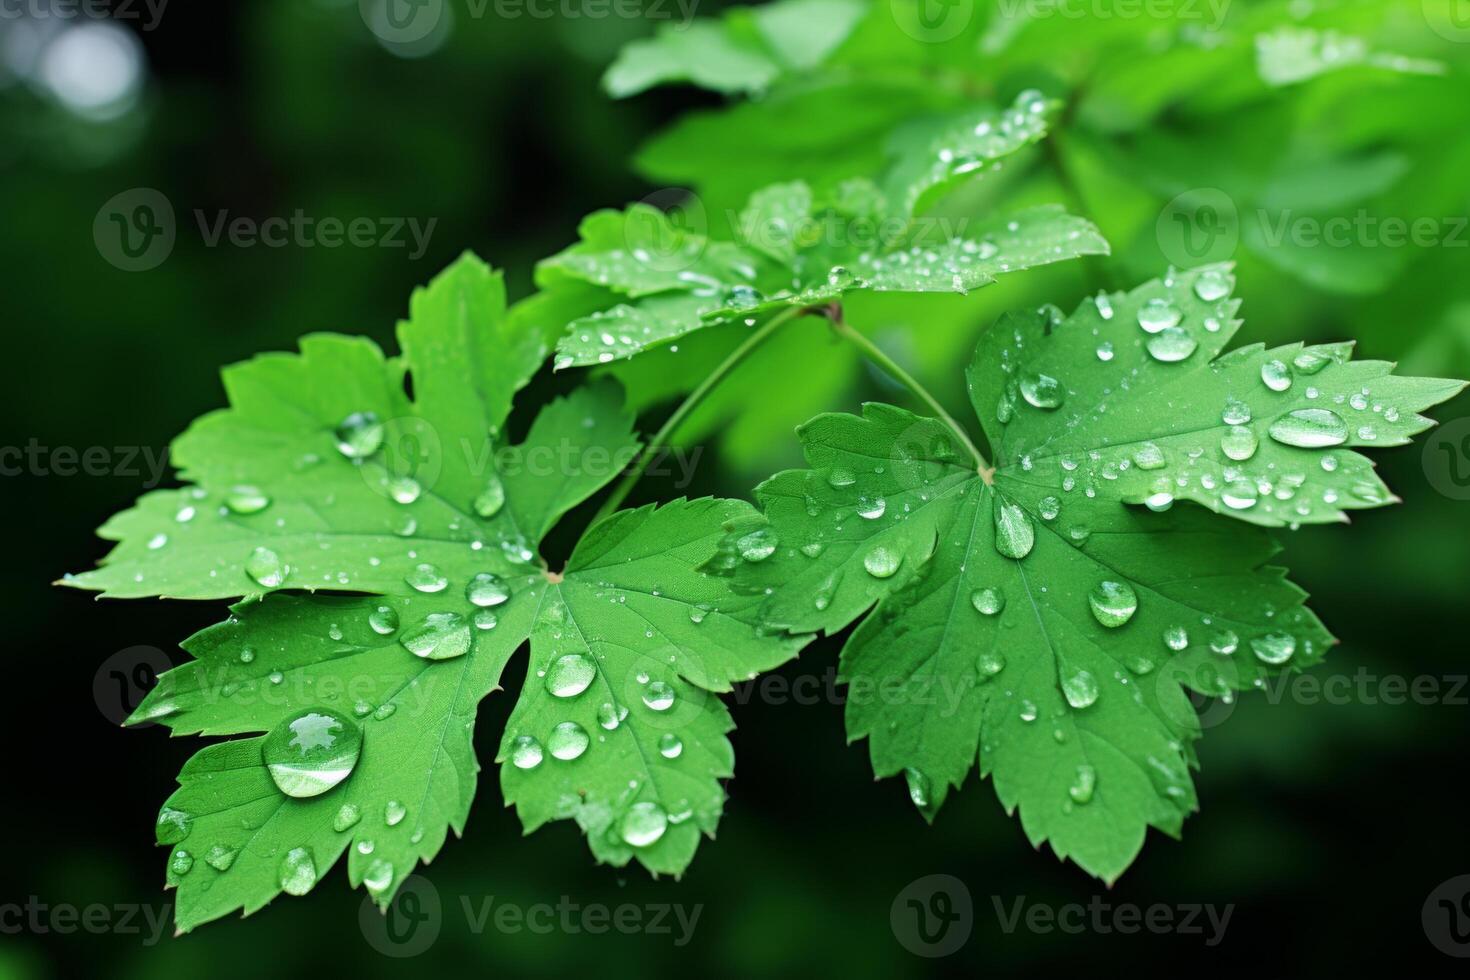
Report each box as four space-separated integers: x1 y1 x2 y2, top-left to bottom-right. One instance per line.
404 563 448 594
204 844 238 872
1146 327 1197 363
363 859 394 898
597 702 628 730
335 412 384 460
510 734 543 769
642 681 676 712
388 477 421 505
1208 629 1239 656
384 800 407 826
993 499 1034 560
863 545 902 578
245 546 288 589
262 708 363 798
1019 370 1065 410
225 485 271 515
545 653 596 699
400 612 472 660
1220 425 1258 461
1088 580 1138 628
368 604 400 636
971 587 1005 616
1069 764 1097 805
466 572 511 607
1250 632 1296 665
857 495 887 520
1132 443 1166 470
1221 399 1252 425
1268 409 1348 448
1137 298 1181 333
658 733 684 759
1163 625 1189 651
1061 667 1099 709
170 849 194 876
1261 359 1293 392
620 802 669 847
737 528 778 562
473 474 506 519
278 847 317 896
1193 268 1232 302
333 803 362 832
1221 480 1259 510
548 721 590 761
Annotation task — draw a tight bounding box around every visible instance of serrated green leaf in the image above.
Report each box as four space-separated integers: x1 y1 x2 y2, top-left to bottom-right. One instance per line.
66 254 798 929
722 265 1462 881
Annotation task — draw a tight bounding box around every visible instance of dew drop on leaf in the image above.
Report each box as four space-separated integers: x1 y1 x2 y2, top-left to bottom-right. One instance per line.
971 587 1005 616
658 733 684 759
334 412 384 460
993 499 1034 560
548 721 590 761
1261 359 1293 392
863 545 902 578
1088 580 1138 628
278 847 317 896
404 562 448 594
465 571 511 607
1220 425 1258 461
400 612 472 660
473 474 506 519
545 653 596 699
620 802 668 847
1137 297 1181 333
262 708 363 799
642 680 676 712
1019 370 1065 410
368 604 399 636
1250 632 1296 665
1061 667 1099 709
1268 408 1348 448
245 546 288 589
510 734 543 770
1146 326 1197 363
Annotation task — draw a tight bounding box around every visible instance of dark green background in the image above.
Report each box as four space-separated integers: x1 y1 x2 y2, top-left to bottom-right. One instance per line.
3 1 1469 975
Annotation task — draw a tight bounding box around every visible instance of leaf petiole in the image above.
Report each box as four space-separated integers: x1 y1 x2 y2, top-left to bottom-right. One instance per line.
593 304 813 522
829 316 995 482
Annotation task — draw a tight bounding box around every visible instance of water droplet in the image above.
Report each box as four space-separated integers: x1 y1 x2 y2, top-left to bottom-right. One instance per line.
333 803 362 832
368 604 400 636
1220 425 1258 461
1019 370 1065 410
545 653 596 698
335 412 384 460
827 467 857 489
245 546 288 589
977 650 1006 679
1096 341 1114 361
993 499 1034 560
1061 667 1099 709
1261 359 1293 392
204 844 237 872
597 702 628 731
548 721 590 761
510 734 543 770
384 800 407 826
473 610 498 630
1088 580 1138 628
1292 348 1332 374
658 733 684 759
278 847 317 896
1251 632 1296 665
1163 625 1189 651
404 563 448 594
1019 700 1039 722
1193 268 1231 302
225 485 271 515
642 681 675 712
857 495 887 520
736 528 778 562
363 859 394 898
1137 298 1181 333
1321 454 1340 472
1221 399 1252 425
170 849 194 876
1069 764 1097 804
1268 409 1348 448
1221 480 1259 510
262 708 363 798
1146 327 1197 363
905 767 932 810
1039 495 1061 520
473 474 506 519
400 612 472 660
1132 443 1166 470
863 545 902 578
971 587 1005 616
620 802 668 847
1209 629 1239 656
466 572 510 607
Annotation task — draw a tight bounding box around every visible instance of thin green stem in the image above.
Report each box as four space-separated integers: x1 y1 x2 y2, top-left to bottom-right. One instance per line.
830 318 994 482
593 305 809 522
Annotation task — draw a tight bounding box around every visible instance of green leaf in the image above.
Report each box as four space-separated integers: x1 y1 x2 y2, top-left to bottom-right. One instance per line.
1254 26 1445 88
65 254 798 930
723 264 1463 882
